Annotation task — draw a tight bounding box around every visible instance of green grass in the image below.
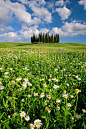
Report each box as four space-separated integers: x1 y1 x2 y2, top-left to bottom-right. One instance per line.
0 42 86 129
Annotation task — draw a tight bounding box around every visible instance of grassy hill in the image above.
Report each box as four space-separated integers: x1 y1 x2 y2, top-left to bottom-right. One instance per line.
0 42 86 55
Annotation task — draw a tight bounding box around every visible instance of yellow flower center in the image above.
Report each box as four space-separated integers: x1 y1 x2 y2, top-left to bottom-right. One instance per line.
54 86 57 88
35 93 37 95
36 122 40 125
56 99 59 101
70 116 74 118
31 125 34 128
22 113 24 116
1 86 3 88
77 115 80 117
26 117 28 119
83 110 86 112
45 107 49 110
64 95 67 98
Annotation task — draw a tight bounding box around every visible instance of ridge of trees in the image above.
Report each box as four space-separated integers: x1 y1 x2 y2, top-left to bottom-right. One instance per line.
31 32 59 43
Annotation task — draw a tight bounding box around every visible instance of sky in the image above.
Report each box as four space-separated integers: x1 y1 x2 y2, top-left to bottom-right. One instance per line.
0 0 86 44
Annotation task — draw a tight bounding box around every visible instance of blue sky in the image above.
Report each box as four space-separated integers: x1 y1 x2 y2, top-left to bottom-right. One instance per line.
0 0 86 44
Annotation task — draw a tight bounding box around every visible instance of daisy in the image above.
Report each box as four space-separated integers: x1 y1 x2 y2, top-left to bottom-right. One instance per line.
45 106 49 110
27 82 32 86
82 109 86 113
67 103 71 107
34 92 38 96
48 79 51 82
70 95 74 98
43 84 47 88
24 78 29 82
62 94 69 99
4 72 9 75
0 68 2 70
10 68 13 70
46 94 51 100
22 83 27 89
63 90 66 93
77 78 81 81
53 85 59 89
0 86 4 90
16 78 22 81
25 115 30 121
49 74 52 77
4 76 9 78
52 78 56 81
47 109 51 113
21 98 25 102
56 99 61 103
70 116 74 120
75 89 81 94
20 111 26 117
34 119 42 128
75 114 81 118
40 92 45 98
29 124 35 129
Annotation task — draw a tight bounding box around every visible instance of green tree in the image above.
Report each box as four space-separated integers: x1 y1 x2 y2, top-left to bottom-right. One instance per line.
54 34 56 43
39 33 41 43
43 33 45 43
57 34 59 43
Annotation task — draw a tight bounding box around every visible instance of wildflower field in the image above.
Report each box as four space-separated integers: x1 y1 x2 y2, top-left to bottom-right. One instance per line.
0 42 86 129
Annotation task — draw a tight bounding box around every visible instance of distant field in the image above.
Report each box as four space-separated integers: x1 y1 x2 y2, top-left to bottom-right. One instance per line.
0 42 86 55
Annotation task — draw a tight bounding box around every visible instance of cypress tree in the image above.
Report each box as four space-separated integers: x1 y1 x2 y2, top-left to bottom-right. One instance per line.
43 33 45 43
47 32 49 43
54 34 56 43
57 34 59 43
55 34 57 43
39 33 41 43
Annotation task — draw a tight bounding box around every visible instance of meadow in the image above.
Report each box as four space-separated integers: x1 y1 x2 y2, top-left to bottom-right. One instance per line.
0 42 86 129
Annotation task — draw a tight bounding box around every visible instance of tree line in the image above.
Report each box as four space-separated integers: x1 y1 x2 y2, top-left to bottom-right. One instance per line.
31 32 59 43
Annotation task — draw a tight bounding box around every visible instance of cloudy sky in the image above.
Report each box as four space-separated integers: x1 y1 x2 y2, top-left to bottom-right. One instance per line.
0 0 86 44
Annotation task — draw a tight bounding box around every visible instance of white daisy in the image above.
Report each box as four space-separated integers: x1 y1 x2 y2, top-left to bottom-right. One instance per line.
40 92 45 98
62 94 69 99
67 103 71 107
82 109 86 113
34 92 38 96
24 78 29 82
53 84 59 89
34 119 42 128
4 72 9 75
43 84 47 88
46 94 51 100
56 99 61 103
27 82 32 86
0 86 4 90
47 109 51 113
25 115 30 121
29 124 35 129
16 78 22 81
20 111 26 117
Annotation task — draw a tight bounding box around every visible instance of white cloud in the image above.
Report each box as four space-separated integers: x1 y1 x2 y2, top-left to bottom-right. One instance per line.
0 26 14 33
0 0 41 26
28 0 52 23
50 20 86 37
0 32 21 42
78 0 86 10
56 0 65 6
56 6 71 20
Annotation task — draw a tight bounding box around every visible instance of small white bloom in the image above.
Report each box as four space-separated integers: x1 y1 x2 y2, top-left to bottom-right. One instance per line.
20 111 26 117
53 85 59 89
46 94 51 100
56 99 61 103
0 86 4 90
29 124 35 129
40 92 45 98
34 92 38 96
25 115 30 121
34 119 42 128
